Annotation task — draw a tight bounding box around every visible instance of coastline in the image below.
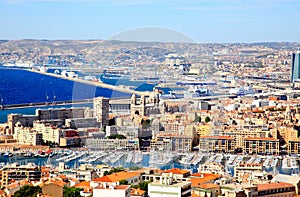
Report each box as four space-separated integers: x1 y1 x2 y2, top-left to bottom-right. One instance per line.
1 99 93 110
29 69 147 96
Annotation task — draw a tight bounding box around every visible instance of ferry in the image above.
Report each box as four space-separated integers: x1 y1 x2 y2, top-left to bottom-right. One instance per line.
229 86 255 96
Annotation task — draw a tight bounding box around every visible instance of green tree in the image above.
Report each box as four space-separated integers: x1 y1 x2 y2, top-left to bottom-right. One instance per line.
204 116 211 123
13 185 42 197
63 186 82 197
119 179 129 185
104 167 125 175
194 116 201 122
138 181 150 193
129 166 141 171
107 134 126 139
141 119 151 127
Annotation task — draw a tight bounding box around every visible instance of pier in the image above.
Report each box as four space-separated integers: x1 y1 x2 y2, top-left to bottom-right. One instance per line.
30 70 150 96
1 99 93 110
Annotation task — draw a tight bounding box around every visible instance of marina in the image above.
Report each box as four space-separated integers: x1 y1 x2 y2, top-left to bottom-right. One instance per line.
0 150 296 176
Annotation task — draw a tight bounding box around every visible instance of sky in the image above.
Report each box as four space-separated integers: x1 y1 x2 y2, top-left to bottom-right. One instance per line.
0 0 300 43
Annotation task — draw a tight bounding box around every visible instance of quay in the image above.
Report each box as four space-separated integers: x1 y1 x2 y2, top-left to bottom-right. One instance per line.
0 144 49 153
1 99 93 110
0 98 131 112
30 69 150 96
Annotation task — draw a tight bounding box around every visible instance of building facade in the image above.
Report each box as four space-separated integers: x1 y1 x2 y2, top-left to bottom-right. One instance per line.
93 97 110 126
151 134 193 152
1 163 41 187
199 136 234 153
291 51 300 83
257 182 296 197
243 137 279 155
148 175 191 197
86 138 139 151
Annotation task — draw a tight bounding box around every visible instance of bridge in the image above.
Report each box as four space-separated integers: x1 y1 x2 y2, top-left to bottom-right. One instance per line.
30 70 150 96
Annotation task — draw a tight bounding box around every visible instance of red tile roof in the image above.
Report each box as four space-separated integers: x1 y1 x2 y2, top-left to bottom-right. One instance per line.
164 168 190 175
200 136 233 140
92 171 140 183
74 181 90 189
199 183 220 189
257 182 294 191
130 188 146 196
189 173 221 187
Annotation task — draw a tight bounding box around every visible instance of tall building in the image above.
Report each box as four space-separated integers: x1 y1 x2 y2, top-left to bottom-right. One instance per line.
291 51 300 83
93 97 110 127
1 163 42 187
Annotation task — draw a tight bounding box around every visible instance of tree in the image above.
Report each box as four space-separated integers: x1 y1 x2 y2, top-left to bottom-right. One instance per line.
63 186 82 197
194 116 201 122
13 185 42 197
141 119 151 127
104 167 125 175
204 116 211 123
119 180 129 185
108 118 116 126
107 134 126 139
138 181 149 193
129 166 141 171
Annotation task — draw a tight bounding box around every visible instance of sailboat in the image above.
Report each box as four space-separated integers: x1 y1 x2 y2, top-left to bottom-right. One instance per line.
0 94 4 110
52 91 56 105
45 92 49 106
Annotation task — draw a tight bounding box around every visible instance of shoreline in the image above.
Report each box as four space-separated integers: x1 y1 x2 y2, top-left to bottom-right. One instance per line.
0 99 93 110
29 69 147 96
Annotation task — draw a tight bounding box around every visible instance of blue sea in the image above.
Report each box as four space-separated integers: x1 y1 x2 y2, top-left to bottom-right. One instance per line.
0 68 170 123
0 68 131 106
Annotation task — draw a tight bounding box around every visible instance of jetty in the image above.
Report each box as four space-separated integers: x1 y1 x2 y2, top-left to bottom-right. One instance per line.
30 69 150 96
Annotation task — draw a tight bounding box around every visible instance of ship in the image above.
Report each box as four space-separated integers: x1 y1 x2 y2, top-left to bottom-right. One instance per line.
61 70 78 78
229 86 255 96
3 61 33 68
184 86 212 98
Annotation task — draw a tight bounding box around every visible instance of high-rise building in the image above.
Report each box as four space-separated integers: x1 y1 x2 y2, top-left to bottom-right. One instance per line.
291 51 300 83
93 97 109 127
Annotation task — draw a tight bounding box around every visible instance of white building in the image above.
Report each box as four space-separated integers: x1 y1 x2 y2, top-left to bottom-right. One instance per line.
148 173 191 197
93 184 130 197
13 125 42 145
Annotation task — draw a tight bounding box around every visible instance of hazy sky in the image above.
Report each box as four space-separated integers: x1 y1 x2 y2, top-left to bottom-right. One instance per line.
1 0 300 42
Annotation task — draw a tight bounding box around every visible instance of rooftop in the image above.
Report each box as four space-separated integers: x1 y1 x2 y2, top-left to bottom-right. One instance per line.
164 168 190 175
200 136 233 140
257 182 294 191
92 171 140 183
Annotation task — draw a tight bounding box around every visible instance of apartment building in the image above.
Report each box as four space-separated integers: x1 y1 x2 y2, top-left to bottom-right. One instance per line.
243 137 279 155
199 136 234 153
1 163 41 187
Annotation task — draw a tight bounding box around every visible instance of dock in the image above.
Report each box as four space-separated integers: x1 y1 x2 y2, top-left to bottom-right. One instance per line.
30 70 150 96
